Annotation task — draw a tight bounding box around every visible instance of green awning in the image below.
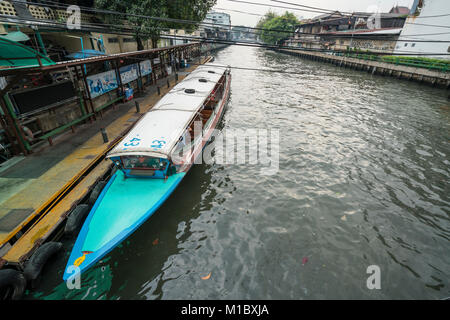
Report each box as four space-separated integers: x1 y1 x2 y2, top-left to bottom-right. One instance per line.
0 31 30 42
0 37 55 69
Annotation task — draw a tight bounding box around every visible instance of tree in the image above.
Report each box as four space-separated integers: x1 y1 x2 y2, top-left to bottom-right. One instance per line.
94 0 216 49
258 12 300 45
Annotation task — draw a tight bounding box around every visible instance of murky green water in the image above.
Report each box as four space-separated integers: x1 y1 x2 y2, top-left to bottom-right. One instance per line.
27 46 449 300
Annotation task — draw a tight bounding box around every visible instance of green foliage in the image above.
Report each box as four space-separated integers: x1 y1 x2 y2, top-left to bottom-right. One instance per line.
257 11 300 45
94 0 216 49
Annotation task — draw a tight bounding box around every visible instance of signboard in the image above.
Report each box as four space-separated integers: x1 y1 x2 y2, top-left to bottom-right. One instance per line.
10 81 77 116
139 60 152 76
86 70 118 98
153 57 160 65
119 64 139 84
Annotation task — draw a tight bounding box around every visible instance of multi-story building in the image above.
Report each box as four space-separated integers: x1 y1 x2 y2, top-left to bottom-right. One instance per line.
393 0 450 59
287 8 408 54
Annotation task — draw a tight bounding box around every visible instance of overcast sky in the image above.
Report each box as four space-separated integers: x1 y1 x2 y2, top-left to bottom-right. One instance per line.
213 0 415 27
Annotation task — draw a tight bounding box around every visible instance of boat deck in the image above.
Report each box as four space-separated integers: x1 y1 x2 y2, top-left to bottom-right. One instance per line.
0 57 211 266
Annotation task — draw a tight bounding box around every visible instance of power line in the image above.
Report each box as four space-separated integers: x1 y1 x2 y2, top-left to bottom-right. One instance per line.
214 7 264 17
10 0 450 41
270 0 352 15
223 0 335 15
13 0 299 36
3 14 450 57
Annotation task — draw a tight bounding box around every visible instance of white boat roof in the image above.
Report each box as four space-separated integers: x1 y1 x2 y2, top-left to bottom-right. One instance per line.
107 63 228 159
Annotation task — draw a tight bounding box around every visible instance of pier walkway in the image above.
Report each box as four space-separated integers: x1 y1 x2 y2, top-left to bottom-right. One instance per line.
276 48 450 88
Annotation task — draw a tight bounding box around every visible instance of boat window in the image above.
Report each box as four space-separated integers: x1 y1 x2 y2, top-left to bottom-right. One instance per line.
121 156 167 170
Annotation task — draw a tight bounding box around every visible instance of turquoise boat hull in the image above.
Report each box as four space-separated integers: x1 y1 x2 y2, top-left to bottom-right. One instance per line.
62 170 186 281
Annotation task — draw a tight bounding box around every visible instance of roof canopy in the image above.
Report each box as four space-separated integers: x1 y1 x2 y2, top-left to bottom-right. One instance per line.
0 31 30 42
0 37 54 69
107 64 227 160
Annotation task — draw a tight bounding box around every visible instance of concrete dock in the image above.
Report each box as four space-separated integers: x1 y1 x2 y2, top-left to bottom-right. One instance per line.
276 48 450 88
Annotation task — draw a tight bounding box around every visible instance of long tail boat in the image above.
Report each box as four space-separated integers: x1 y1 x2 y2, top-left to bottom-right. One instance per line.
63 64 231 280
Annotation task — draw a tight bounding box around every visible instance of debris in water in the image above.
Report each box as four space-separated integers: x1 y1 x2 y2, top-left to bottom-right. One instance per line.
341 215 347 221
152 238 159 245
302 257 309 266
201 272 211 280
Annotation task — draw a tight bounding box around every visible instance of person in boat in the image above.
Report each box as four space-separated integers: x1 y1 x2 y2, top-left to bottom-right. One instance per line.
134 156 164 169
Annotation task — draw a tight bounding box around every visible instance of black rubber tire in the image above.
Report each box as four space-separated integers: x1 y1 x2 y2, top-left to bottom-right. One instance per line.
88 181 107 205
0 269 27 300
64 204 90 236
23 242 63 285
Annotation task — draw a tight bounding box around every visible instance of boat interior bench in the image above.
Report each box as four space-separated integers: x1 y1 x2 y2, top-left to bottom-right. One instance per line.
39 113 94 146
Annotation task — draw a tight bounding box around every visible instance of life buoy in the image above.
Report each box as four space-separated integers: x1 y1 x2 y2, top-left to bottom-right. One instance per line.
21 126 34 142
0 269 27 300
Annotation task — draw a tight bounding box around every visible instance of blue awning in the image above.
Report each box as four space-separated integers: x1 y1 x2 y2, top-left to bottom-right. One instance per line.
66 49 106 59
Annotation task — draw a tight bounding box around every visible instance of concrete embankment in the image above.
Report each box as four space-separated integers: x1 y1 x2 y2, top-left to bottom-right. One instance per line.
276 48 450 89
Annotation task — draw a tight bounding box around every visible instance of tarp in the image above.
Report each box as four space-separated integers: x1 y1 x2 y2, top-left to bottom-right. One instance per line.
0 37 54 68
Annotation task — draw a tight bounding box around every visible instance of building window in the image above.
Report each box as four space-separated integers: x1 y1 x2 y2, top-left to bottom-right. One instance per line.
411 43 416 47
108 38 118 43
448 46 450 53
404 43 408 47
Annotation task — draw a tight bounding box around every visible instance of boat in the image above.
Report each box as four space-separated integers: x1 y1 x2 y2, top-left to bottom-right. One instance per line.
63 64 231 280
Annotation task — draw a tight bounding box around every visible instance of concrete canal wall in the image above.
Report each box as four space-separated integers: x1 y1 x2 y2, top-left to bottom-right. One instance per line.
276 48 450 89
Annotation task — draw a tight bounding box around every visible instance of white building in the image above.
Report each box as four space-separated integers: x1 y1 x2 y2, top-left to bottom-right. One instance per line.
200 11 232 40
394 0 450 59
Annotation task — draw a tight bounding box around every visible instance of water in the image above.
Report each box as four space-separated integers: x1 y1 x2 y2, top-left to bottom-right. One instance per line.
27 46 450 300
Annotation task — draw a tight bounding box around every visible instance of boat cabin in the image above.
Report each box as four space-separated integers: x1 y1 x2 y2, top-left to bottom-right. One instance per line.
107 64 229 179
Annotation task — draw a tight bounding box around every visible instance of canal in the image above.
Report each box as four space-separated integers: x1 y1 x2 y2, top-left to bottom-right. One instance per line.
27 45 450 300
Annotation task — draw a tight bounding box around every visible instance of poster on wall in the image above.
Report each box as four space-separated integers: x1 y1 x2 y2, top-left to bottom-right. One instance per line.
139 60 152 76
119 64 139 84
86 70 118 98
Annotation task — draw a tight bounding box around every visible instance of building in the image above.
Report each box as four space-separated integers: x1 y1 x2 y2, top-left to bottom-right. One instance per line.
393 0 450 59
389 6 411 14
199 11 231 40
